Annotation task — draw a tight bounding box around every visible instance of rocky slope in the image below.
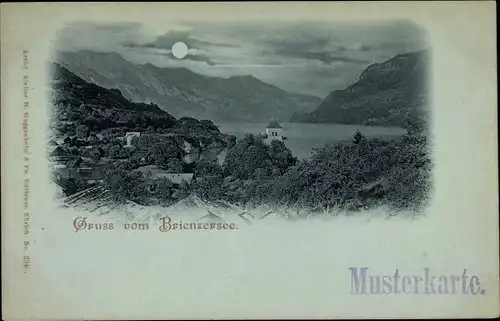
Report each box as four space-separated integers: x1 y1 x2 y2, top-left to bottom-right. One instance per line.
56 50 321 122
290 50 430 127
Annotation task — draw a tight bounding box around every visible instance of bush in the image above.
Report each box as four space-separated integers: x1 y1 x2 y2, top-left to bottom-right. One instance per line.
108 145 129 159
150 177 176 205
223 134 295 180
219 129 431 212
75 124 90 139
165 158 184 173
102 168 150 204
192 160 225 201
352 129 365 144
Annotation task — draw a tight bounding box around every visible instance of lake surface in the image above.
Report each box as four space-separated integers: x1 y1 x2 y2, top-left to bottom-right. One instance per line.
218 122 406 159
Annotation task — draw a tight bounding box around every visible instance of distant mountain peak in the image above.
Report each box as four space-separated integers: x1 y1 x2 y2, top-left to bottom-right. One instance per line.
291 49 430 127
230 74 256 80
141 62 191 72
59 49 127 60
56 50 322 122
228 74 266 84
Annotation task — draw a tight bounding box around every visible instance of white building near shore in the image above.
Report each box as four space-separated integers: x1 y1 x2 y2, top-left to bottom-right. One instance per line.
265 120 283 140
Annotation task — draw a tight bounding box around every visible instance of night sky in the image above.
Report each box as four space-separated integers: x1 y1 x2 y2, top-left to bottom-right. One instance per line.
58 20 430 97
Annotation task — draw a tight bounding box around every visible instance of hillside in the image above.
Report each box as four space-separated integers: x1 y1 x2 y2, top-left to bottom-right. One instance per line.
50 63 431 212
51 62 233 132
50 63 234 179
56 50 321 122
51 63 176 126
290 50 430 127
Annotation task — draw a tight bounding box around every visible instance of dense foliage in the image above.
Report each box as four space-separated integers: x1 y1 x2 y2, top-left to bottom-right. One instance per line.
59 129 432 212
182 127 431 212
52 63 432 213
101 167 190 206
189 129 431 211
223 135 297 179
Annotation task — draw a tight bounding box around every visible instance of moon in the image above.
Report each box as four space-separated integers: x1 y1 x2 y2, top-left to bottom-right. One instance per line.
171 41 188 59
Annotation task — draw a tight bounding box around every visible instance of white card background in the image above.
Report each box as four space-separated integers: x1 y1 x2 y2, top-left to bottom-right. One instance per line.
1 2 498 319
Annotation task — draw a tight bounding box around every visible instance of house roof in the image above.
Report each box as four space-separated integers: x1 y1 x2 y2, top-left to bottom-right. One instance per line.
163 173 194 184
134 165 193 183
50 155 73 163
50 146 68 156
66 156 97 168
266 120 282 129
66 157 83 168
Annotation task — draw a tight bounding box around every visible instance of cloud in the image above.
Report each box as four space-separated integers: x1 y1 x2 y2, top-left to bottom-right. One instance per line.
156 51 217 66
57 22 150 52
57 20 429 97
274 50 370 65
180 54 217 66
256 32 375 66
89 22 142 33
124 30 237 51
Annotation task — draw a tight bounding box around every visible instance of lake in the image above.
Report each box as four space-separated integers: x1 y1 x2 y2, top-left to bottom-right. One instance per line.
218 122 406 159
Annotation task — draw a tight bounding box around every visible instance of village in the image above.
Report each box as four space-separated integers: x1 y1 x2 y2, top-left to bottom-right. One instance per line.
48 120 287 194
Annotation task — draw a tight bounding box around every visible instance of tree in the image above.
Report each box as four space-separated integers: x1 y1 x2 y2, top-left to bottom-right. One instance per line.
227 135 237 149
199 119 220 132
152 177 176 205
86 148 101 161
102 168 150 204
108 145 123 158
194 160 223 178
153 143 183 168
254 168 269 179
223 134 274 179
353 129 365 144
269 140 296 174
404 116 427 136
87 134 100 145
191 160 225 201
179 117 201 130
166 159 184 173
172 181 191 200
63 136 72 146
117 147 131 159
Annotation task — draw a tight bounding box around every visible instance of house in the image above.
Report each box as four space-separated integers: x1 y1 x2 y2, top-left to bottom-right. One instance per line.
54 156 104 182
50 155 73 163
125 132 141 147
52 162 71 182
265 120 283 140
164 173 194 186
47 137 59 154
134 165 194 187
47 138 58 146
50 146 69 157
59 135 87 147
63 136 74 145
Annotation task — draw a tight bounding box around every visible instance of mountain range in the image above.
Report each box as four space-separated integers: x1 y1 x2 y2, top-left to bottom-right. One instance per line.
56 50 321 123
51 62 234 165
290 50 430 127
